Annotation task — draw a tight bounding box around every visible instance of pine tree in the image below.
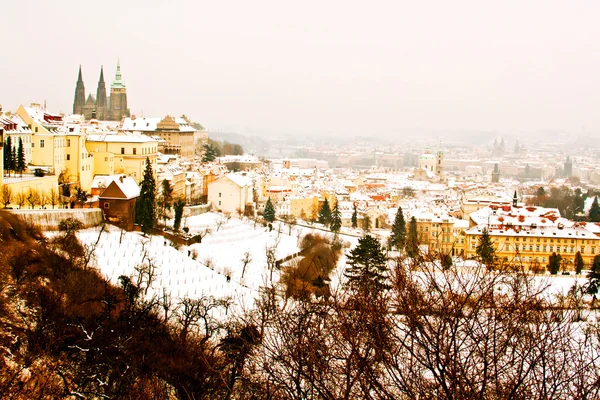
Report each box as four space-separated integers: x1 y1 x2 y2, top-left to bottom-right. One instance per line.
389 205 406 250
344 234 389 297
476 228 496 268
351 204 358 228
547 252 562 275
173 198 185 231
4 136 13 176
318 198 331 226
586 255 600 299
202 143 219 162
575 251 584 275
16 137 25 176
264 198 275 222
135 157 157 233
589 197 600 222
330 201 342 233
158 179 173 226
405 216 419 259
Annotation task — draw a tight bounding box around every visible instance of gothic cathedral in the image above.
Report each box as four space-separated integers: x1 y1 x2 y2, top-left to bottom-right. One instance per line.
73 61 130 121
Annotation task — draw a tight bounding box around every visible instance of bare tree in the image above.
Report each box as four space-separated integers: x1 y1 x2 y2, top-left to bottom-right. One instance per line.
241 251 252 280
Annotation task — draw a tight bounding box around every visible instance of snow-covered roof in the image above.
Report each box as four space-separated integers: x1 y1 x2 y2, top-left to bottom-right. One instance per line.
121 117 196 133
86 132 157 143
227 173 253 187
98 175 140 199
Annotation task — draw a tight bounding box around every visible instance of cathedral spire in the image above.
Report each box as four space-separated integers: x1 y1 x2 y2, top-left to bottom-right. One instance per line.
99 65 105 83
73 65 86 115
95 66 108 120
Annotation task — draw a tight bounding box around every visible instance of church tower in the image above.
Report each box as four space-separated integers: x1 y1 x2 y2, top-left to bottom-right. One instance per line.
109 60 130 121
95 66 108 120
73 65 86 115
435 143 444 179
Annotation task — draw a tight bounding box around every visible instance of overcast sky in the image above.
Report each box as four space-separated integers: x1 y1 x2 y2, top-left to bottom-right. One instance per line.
1 0 599 137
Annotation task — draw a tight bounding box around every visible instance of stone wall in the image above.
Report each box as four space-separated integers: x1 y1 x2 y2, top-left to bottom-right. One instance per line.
11 208 104 230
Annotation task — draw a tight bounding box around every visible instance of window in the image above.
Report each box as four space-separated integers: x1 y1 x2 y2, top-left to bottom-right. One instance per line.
219 192 222 197
121 148 125 154
35 127 38 132
105 157 108 161
40 140 45 148
82 167 84 171
133 148 137 155
66 154 70 160
218 201 221 206
104 202 110 209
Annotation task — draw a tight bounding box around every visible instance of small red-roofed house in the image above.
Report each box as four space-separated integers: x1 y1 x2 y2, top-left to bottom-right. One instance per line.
99 175 140 230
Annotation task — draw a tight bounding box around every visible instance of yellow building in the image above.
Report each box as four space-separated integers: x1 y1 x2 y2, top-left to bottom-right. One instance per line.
465 224 600 271
121 115 196 156
85 132 158 183
16 104 94 192
414 211 468 256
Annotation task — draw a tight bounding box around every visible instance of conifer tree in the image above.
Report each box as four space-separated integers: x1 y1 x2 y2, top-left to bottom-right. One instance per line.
173 198 185 231
3 136 13 176
476 228 496 268
318 198 331 226
405 216 419 259
17 137 25 176
330 201 342 233
344 234 389 297
575 251 584 275
351 204 358 228
158 179 173 227
202 143 219 162
264 198 275 222
135 157 157 233
586 254 600 300
589 197 600 222
547 252 562 275
389 205 406 250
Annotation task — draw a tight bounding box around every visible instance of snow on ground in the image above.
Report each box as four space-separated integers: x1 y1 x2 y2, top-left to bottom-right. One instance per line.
77 213 359 313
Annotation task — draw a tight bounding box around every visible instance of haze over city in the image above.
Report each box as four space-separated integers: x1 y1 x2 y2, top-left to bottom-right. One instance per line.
2 0 600 138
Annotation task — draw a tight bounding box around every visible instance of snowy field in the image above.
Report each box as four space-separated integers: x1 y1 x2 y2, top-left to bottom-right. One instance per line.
77 213 359 312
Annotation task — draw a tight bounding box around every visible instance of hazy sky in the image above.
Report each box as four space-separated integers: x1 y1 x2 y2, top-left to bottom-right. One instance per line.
1 0 599 137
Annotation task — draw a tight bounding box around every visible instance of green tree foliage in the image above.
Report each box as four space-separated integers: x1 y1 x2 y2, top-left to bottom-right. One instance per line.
528 185 584 219
575 251 584 275
405 216 419 259
318 198 331 226
351 204 358 228
158 179 173 226
135 157 157 232
264 198 275 222
547 252 562 275
589 197 600 222
586 254 600 298
202 143 219 162
173 197 185 231
389 205 406 250
330 201 342 233
3 136 13 176
16 137 25 175
344 234 389 297
476 228 496 268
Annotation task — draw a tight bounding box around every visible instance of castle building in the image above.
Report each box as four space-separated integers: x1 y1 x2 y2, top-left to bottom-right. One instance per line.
72 62 129 121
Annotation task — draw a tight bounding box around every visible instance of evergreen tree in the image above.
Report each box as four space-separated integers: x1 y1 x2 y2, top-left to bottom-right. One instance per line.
318 198 331 226
330 201 342 233
389 205 407 250
173 198 185 231
135 157 157 233
264 198 275 222
344 234 389 297
405 216 419 259
586 255 600 299
547 252 562 275
16 137 25 176
476 228 496 268
3 136 13 176
589 197 600 222
158 179 173 226
351 204 358 229
202 143 219 162
575 251 584 275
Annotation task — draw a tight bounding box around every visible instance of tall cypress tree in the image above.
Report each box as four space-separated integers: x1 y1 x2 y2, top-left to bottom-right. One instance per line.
405 216 419 259
4 136 13 176
318 198 332 226
17 137 25 176
330 201 342 233
135 157 156 233
389 205 407 250
351 204 358 229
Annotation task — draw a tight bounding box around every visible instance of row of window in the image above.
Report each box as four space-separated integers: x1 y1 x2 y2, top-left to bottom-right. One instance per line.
120 147 157 155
